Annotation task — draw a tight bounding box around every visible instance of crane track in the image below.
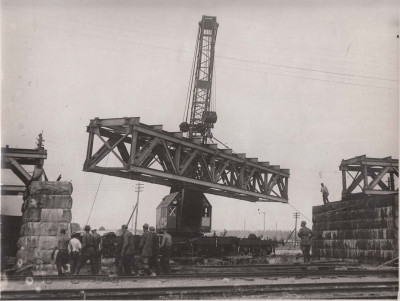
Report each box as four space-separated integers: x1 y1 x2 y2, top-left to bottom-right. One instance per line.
1 280 398 300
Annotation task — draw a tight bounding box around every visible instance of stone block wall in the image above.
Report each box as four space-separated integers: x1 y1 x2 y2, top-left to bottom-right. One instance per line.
16 181 73 268
312 194 398 262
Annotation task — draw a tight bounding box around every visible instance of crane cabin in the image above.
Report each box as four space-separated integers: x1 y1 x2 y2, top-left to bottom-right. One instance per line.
156 189 212 234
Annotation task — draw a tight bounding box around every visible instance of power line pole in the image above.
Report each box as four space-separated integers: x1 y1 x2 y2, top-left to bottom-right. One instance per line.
134 183 144 235
258 209 266 233
293 212 300 246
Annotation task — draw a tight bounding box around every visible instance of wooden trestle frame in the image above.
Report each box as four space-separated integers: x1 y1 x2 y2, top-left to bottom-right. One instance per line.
84 117 290 203
339 155 398 199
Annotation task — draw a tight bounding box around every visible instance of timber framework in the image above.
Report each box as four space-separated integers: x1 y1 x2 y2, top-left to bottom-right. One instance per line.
83 117 290 203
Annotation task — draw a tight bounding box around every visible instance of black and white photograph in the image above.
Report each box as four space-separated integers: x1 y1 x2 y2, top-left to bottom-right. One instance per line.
1 0 398 299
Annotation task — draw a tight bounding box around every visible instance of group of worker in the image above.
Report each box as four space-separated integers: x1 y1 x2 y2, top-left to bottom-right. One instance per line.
53 225 101 276
119 223 172 276
54 223 172 276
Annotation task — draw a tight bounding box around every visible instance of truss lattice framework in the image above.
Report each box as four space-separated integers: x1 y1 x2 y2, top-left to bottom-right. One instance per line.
339 155 399 199
84 117 290 203
1 146 47 195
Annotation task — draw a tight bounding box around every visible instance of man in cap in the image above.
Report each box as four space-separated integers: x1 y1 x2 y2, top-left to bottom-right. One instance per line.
54 229 70 276
298 221 313 264
160 229 172 274
91 228 102 274
139 223 155 276
75 225 97 274
149 226 160 275
121 224 136 275
68 232 82 274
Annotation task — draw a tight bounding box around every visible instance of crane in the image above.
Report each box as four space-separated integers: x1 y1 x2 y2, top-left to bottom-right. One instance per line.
180 16 219 144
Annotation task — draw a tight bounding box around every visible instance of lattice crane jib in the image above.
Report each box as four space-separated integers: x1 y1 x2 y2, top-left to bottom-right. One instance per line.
181 16 219 144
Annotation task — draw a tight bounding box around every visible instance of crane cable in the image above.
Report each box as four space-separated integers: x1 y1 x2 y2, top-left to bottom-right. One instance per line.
85 154 110 225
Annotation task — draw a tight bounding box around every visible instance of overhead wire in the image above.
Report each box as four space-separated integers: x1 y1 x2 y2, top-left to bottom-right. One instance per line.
9 7 396 81
8 15 397 90
287 202 312 223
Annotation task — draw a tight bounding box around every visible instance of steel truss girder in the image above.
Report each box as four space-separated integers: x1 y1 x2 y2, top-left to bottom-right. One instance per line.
339 155 399 199
84 117 290 203
1 146 47 195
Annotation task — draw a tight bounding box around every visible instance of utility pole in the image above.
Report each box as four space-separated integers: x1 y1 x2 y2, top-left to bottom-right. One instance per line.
293 212 300 246
134 183 144 235
258 209 266 233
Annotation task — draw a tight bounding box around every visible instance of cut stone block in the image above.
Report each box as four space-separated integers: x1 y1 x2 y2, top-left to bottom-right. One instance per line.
16 249 54 265
17 236 58 250
40 209 72 223
22 209 41 222
30 181 73 196
28 195 73 209
20 222 70 236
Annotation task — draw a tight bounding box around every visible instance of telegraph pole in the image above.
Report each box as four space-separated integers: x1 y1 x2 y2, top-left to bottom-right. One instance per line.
134 183 144 235
293 212 300 246
258 209 266 233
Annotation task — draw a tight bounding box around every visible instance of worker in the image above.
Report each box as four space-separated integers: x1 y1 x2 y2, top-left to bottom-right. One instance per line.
160 229 172 274
75 225 97 275
120 224 136 275
54 229 70 276
139 223 155 276
298 221 313 264
320 183 330 204
92 228 102 274
149 226 160 275
68 232 82 274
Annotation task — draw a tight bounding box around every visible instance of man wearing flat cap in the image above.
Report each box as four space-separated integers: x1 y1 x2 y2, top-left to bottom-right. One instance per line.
121 224 135 275
139 223 155 276
149 226 160 274
298 221 313 264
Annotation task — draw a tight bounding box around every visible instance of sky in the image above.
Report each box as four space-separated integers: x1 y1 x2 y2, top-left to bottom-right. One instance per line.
1 0 398 231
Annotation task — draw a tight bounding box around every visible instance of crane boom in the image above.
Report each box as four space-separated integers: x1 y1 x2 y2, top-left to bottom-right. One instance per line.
181 16 218 143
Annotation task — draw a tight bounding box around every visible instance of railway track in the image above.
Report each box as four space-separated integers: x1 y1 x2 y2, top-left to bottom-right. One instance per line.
2 264 397 281
2 280 398 299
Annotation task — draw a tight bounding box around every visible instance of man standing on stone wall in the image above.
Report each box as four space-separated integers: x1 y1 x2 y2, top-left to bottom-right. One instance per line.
54 229 69 276
75 225 97 275
298 221 313 264
139 223 155 276
92 229 102 274
320 183 330 204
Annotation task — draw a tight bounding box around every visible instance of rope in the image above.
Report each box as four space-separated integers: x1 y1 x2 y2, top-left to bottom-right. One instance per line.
287 202 312 223
85 154 110 225
211 136 236 154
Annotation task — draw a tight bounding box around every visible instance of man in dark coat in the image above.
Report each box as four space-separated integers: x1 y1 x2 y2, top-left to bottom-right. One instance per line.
149 226 160 275
121 224 135 275
139 223 155 276
75 225 97 274
298 221 313 264
92 229 102 274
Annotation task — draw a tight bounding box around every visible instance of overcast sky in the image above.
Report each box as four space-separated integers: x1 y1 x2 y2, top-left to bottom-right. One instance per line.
2 0 398 231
